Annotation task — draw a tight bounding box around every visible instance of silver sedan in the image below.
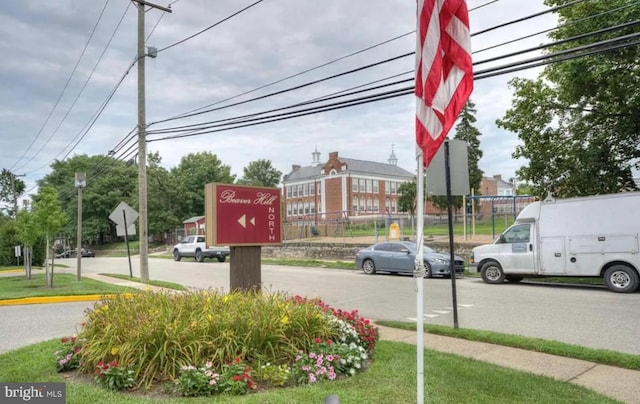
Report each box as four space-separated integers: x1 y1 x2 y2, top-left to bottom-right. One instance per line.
354 241 465 277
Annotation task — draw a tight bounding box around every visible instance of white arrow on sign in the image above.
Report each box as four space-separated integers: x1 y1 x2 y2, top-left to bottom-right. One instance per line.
237 214 256 228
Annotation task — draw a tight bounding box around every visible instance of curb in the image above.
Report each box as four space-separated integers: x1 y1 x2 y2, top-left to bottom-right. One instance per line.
0 294 113 306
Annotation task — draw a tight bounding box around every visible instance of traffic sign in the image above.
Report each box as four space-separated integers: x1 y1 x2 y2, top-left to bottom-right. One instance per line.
205 183 282 246
109 201 139 228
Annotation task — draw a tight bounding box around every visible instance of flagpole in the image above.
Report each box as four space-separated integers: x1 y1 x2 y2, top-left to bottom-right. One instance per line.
415 146 426 404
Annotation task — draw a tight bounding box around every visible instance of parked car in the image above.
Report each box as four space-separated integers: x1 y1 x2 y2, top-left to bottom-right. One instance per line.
172 235 230 263
80 248 95 257
355 241 465 277
55 249 74 259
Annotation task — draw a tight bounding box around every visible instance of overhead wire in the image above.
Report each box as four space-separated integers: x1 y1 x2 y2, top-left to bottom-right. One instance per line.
10 0 112 172
146 30 640 143
23 1 133 175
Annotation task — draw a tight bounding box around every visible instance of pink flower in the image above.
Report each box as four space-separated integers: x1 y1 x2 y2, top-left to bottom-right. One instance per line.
209 379 217 385
308 373 316 383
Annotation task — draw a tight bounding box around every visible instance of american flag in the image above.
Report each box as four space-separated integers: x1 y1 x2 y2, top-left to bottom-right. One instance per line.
415 0 473 167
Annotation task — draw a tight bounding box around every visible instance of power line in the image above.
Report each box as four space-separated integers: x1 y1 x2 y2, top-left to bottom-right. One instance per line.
21 1 133 174
156 0 264 53
10 0 112 172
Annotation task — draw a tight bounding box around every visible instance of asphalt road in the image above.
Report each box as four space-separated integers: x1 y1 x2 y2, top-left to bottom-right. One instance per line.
1 256 639 355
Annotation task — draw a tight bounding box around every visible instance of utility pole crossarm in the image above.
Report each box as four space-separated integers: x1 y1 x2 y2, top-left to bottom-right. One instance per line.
131 0 173 13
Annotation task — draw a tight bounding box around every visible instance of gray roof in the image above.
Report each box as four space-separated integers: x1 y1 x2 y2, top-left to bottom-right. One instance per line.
283 157 414 182
183 216 205 224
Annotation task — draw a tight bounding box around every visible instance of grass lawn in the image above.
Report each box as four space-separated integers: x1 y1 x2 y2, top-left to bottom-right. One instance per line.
0 273 136 300
377 321 640 371
0 339 616 404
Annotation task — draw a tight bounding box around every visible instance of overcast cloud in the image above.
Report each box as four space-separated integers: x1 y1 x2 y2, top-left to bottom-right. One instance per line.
0 0 558 200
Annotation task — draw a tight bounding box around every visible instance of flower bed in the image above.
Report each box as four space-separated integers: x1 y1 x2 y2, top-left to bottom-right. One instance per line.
54 289 379 397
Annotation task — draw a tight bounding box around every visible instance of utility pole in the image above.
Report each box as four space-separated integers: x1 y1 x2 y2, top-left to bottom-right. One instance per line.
133 0 171 282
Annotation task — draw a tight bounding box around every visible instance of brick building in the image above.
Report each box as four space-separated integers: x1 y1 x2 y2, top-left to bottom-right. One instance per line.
282 149 414 221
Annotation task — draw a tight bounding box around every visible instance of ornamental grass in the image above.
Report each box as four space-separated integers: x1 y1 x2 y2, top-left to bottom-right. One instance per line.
76 289 378 392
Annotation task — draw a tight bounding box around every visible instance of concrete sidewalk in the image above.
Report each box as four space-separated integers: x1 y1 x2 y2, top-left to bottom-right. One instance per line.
2 272 639 403
378 325 640 404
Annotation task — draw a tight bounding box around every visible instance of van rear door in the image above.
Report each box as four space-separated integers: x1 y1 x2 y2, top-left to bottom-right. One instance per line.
498 223 536 274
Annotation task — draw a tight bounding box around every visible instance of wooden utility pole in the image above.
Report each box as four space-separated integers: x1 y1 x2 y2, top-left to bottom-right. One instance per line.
133 0 171 281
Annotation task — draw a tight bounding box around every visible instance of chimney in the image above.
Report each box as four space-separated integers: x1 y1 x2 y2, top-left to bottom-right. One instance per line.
292 164 301 171
493 174 502 181
329 151 338 160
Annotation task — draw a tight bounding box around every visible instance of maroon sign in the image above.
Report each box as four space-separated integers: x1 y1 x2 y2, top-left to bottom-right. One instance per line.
205 183 282 246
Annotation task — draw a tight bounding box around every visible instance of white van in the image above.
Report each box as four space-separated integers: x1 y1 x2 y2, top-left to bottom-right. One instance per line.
469 192 640 293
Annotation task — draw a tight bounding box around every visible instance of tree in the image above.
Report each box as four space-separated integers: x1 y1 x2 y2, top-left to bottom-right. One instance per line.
237 159 282 187
32 186 68 287
431 99 484 213
147 152 182 236
0 169 26 217
170 152 235 220
496 0 640 198
398 179 417 216
14 209 43 278
38 155 137 245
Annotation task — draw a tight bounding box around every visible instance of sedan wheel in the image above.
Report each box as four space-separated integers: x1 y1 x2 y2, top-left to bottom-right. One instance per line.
423 263 432 278
217 256 226 263
173 250 181 262
362 259 376 275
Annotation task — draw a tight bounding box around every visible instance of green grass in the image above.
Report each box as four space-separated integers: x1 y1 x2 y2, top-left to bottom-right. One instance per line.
98 273 189 291
0 273 137 300
341 218 512 238
0 339 616 403
377 321 640 371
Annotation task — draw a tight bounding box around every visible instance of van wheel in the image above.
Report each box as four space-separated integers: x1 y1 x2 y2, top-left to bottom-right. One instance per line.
362 259 376 275
604 265 639 293
173 250 181 261
481 261 505 284
195 249 204 263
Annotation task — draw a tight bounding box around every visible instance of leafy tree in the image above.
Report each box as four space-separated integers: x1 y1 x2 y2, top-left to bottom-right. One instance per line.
147 152 181 236
32 186 68 287
0 169 26 217
430 99 484 213
398 179 417 216
237 159 282 187
38 155 137 245
496 0 640 198
170 152 235 220
13 209 44 277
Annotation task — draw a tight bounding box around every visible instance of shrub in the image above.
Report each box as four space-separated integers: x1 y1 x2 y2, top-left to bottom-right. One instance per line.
54 335 84 372
94 361 135 391
79 290 340 389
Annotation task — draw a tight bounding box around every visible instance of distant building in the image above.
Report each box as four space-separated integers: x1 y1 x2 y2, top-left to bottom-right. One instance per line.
183 216 205 235
282 148 414 221
477 175 533 217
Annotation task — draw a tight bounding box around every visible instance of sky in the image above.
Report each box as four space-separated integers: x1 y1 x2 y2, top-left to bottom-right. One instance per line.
0 0 559 203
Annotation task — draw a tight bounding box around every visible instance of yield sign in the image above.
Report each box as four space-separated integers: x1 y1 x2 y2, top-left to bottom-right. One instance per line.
237 214 256 228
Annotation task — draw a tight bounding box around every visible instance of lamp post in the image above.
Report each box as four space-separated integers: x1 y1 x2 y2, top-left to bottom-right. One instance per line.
75 173 86 281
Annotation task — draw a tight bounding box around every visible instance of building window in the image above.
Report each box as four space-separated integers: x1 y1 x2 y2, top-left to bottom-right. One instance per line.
287 204 292 216
359 198 365 211
330 169 338 176
385 181 391 194
391 200 397 213
391 182 397 194
287 187 291 198
293 204 298 215
366 180 372 193
297 185 303 197
352 178 358 193
310 204 315 214
303 183 308 196
366 198 372 211
298 202 303 216
373 180 379 193
359 179 365 193
309 182 315 195
317 182 322 195
305 202 309 214
352 196 358 212
373 198 379 211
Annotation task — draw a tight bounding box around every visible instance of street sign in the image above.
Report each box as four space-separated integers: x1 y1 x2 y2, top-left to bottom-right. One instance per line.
116 223 137 237
109 202 139 227
205 183 282 246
